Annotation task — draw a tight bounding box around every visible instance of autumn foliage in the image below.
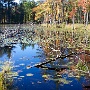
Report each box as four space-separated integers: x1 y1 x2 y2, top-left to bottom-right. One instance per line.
78 0 90 12
69 8 76 18
32 0 90 24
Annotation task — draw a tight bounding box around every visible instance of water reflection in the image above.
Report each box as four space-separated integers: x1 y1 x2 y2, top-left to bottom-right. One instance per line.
0 25 90 90
0 46 15 59
35 28 90 90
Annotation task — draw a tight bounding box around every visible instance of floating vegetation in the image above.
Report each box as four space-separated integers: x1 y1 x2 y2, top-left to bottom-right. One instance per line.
19 63 25 66
26 65 31 69
42 74 49 78
26 73 33 76
20 76 25 78
42 74 52 80
76 59 89 73
49 78 72 84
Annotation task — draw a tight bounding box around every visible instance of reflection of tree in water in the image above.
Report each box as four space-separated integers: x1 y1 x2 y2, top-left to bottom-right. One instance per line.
35 29 90 90
0 42 36 58
36 29 90 64
0 46 15 58
20 43 30 51
20 43 35 51
0 25 38 58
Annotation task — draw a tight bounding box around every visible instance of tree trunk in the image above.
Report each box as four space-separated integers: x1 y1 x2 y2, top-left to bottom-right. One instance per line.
84 12 86 26
72 15 75 30
86 12 88 26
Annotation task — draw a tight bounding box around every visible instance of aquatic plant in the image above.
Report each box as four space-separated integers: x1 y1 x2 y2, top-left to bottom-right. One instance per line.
76 59 89 73
0 60 18 90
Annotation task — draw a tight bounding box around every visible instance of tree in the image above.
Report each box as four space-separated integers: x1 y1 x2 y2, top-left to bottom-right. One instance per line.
68 0 77 30
33 0 51 23
78 0 90 26
4 0 15 23
22 0 36 23
0 1 3 23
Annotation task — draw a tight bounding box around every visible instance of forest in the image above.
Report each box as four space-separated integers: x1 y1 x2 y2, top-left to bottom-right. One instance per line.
0 0 90 25
33 0 90 26
0 0 37 24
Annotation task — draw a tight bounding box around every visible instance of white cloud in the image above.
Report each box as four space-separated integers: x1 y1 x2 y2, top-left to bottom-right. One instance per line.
14 0 20 3
14 0 43 3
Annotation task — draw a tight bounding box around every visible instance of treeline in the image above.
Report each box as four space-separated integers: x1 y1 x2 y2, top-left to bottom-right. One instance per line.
0 0 37 24
1 0 90 25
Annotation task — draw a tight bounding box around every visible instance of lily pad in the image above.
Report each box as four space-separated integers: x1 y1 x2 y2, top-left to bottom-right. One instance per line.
42 74 48 78
26 73 33 76
20 76 25 78
42 74 51 79
49 78 72 84
26 66 31 69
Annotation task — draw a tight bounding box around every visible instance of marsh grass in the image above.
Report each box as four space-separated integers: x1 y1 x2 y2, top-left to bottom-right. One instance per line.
37 24 90 50
0 61 14 90
40 23 90 32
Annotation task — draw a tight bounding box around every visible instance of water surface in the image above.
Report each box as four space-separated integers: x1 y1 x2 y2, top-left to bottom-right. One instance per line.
0 25 90 90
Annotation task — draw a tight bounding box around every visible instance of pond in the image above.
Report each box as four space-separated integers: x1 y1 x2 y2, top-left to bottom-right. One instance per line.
0 24 90 90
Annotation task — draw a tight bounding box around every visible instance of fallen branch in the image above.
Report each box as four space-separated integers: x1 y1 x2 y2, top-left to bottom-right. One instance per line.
37 65 69 71
28 51 84 69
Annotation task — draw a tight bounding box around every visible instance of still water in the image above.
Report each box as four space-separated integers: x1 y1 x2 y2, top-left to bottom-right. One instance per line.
0 25 90 90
